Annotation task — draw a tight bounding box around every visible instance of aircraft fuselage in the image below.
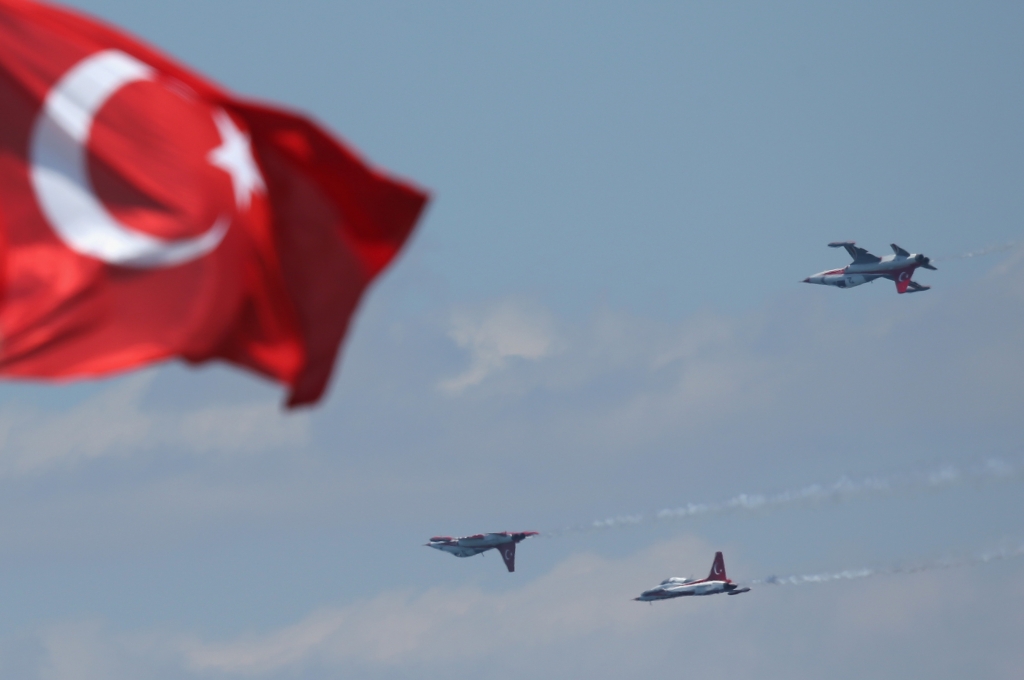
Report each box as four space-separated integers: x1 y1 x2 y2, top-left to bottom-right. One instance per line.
635 579 750 601
426 531 538 572
804 253 925 290
427 532 526 557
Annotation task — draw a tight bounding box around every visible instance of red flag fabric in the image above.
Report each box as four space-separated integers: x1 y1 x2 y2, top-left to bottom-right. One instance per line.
0 0 428 406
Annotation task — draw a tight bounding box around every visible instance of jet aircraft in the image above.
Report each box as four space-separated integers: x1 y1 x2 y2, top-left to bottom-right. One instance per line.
426 531 539 572
803 242 936 293
634 551 750 601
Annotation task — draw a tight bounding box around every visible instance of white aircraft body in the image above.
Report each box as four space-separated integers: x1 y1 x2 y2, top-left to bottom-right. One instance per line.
634 552 750 601
804 242 936 294
426 531 538 572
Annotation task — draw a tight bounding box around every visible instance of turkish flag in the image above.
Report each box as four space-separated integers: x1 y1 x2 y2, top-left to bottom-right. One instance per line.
0 0 428 406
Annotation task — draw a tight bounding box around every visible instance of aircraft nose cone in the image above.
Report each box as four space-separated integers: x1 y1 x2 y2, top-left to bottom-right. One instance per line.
802 278 810 283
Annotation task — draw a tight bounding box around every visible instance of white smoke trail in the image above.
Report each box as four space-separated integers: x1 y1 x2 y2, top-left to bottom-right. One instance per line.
935 241 1019 262
754 542 1024 586
544 457 1021 537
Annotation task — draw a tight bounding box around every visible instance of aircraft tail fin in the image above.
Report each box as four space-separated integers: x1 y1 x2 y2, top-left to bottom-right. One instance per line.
707 551 728 581
500 542 516 572
890 243 911 257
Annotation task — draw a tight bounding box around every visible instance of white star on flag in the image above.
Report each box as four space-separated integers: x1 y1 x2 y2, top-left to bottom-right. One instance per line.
207 109 265 210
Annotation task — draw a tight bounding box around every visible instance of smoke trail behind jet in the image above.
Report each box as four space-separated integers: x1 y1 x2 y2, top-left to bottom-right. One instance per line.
935 241 1019 261
754 543 1024 586
544 457 1021 537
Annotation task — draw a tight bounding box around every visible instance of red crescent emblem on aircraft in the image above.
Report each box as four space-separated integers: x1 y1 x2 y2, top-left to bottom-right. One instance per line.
898 271 910 281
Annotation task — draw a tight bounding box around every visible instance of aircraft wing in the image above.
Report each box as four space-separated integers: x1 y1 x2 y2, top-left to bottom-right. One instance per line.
828 241 881 264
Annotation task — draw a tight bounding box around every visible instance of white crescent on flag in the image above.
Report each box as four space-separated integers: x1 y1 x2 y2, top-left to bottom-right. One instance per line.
29 49 229 268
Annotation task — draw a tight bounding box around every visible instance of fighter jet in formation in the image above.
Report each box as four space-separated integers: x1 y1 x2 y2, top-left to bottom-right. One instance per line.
634 551 750 601
803 242 936 294
426 531 539 572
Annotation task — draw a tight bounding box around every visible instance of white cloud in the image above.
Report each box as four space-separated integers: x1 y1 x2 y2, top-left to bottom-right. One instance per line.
0 372 309 477
20 537 1024 680
439 300 560 393
175 537 708 674
4 540 711 680
36 621 131 680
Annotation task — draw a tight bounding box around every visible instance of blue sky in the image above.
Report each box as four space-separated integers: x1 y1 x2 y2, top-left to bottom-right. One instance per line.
2 2 1023 678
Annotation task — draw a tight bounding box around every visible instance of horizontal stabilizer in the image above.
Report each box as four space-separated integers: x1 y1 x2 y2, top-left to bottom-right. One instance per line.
727 587 751 595
905 281 930 293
